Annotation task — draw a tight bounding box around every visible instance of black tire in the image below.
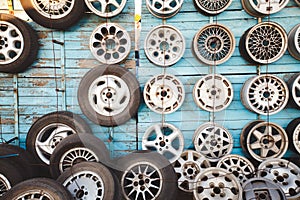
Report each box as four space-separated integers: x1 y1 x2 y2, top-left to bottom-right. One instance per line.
20 0 85 30
239 28 256 64
78 65 141 127
0 178 72 200
50 134 110 179
0 13 38 73
286 117 300 154
57 162 117 200
26 111 92 167
287 73 300 109
114 151 177 200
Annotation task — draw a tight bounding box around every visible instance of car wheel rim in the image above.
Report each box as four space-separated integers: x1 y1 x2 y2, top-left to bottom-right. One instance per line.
0 174 10 197
14 190 54 200
194 0 233 15
288 73 300 108
288 24 300 60
241 0 288 16
146 0 183 18
32 0 75 19
84 0 126 17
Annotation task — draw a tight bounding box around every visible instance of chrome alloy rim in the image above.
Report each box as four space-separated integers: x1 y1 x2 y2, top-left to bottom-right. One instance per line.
84 0 126 17
32 0 75 19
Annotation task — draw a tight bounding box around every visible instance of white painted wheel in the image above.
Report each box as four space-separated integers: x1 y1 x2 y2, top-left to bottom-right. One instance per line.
173 150 210 192
258 158 300 199
193 74 233 112
193 122 233 162
288 24 300 60
241 0 289 17
0 174 10 197
85 0 126 17
193 167 243 200
193 24 235 65
241 74 289 115
146 0 184 18
143 74 185 114
288 73 300 108
286 117 300 155
142 123 184 163
144 25 185 67
194 0 233 15
90 23 131 64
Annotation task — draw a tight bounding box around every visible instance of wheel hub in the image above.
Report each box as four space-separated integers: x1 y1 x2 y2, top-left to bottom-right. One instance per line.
182 162 200 180
207 37 222 52
156 86 172 102
0 37 8 49
101 87 116 102
260 135 275 149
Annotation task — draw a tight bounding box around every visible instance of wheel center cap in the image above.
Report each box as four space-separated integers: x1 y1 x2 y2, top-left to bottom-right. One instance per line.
260 135 274 148
76 189 85 198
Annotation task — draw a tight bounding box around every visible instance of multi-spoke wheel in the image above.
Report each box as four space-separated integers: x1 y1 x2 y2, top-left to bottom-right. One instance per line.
239 22 287 64
142 123 184 163
193 167 243 200
146 0 184 18
192 24 235 65
0 174 11 197
242 178 287 200
286 118 300 155
241 74 289 115
193 122 233 162
216 154 256 184
20 0 85 29
78 65 141 126
241 0 289 17
173 150 210 192
144 25 185 67
143 74 185 114
257 158 300 199
193 74 233 112
85 0 126 18
288 73 300 108
194 0 233 15
240 121 288 162
90 23 131 64
288 24 300 60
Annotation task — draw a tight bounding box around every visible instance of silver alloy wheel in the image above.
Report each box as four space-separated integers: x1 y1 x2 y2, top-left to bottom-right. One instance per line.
59 147 99 173
13 190 54 200
244 121 288 162
241 74 289 115
88 74 130 116
288 73 300 108
173 150 210 192
62 171 105 199
243 178 287 200
193 167 243 200
241 0 289 17
193 74 233 112
85 0 126 17
32 0 75 19
35 123 76 165
194 0 233 15
90 23 131 64
243 22 287 64
286 118 300 154
143 74 185 114
146 0 184 18
142 123 184 163
0 174 10 197
288 24 300 60
121 162 163 200
144 25 185 67
257 158 300 199
216 154 255 184
193 24 235 65
0 21 24 65
193 122 233 162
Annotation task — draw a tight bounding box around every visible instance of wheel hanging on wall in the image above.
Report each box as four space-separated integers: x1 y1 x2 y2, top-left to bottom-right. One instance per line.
286 117 300 155
193 74 234 112
287 73 300 109
144 25 185 67
114 151 177 200
26 111 92 166
50 134 110 179
78 65 141 126
85 0 126 18
90 23 131 65
57 162 118 200
242 178 287 200
240 121 288 162
239 22 287 64
216 154 256 184
193 122 233 162
288 24 300 60
257 158 300 199
143 74 185 114
193 167 243 200
192 24 235 65
295 0 300 6
173 150 211 192
241 0 289 17
0 13 38 73
241 74 289 115
142 123 184 163
194 0 233 15
146 0 184 18
1 178 72 200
